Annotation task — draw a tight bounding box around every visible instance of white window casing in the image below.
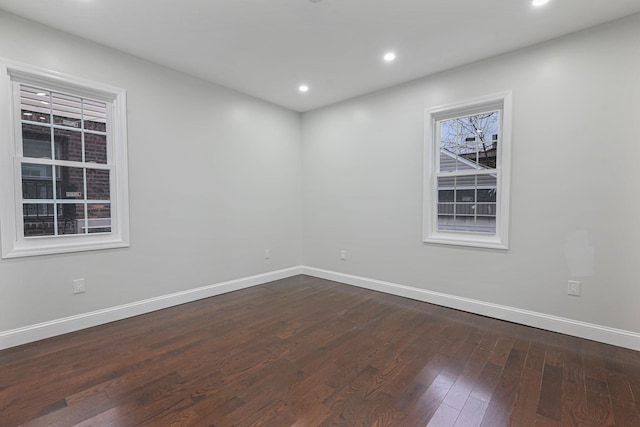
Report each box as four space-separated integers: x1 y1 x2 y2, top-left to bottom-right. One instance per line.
423 91 512 250
0 59 130 258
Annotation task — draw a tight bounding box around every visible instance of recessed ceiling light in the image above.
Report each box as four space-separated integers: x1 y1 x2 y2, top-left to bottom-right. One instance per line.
298 84 309 93
23 112 33 116
532 0 550 6
36 92 46 96
383 52 396 62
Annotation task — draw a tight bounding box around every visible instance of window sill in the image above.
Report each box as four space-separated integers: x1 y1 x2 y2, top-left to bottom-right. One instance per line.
2 236 129 259
423 232 508 250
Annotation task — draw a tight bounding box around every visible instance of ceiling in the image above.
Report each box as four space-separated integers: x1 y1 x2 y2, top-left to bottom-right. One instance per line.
1 0 639 112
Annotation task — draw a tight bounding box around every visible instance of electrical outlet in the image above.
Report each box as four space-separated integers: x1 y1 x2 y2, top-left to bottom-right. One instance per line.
264 249 270 259
568 280 581 296
73 278 86 294
340 249 347 261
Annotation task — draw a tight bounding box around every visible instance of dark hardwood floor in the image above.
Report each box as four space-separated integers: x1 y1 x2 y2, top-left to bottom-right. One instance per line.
1 275 640 426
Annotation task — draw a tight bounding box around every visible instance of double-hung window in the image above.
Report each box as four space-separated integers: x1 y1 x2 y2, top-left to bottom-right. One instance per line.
0 60 129 258
423 92 512 249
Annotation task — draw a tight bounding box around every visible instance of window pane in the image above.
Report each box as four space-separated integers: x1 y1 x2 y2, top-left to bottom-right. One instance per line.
440 118 472 172
436 174 497 234
23 203 55 237
59 204 86 235
476 203 496 216
85 133 107 164
478 175 497 202
471 217 496 233
20 86 51 124
87 203 111 233
84 99 107 133
22 124 52 159
437 203 454 215
440 119 462 151
54 128 83 162
52 92 82 129
456 189 475 203
57 166 85 200
439 149 456 173
86 169 110 200
437 175 454 231
455 175 476 199
455 203 475 217
437 176 455 199
22 164 54 199
478 189 496 202
438 112 499 172
438 190 454 203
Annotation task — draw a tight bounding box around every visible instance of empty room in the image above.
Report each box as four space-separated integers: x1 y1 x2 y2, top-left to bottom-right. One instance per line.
1 0 640 425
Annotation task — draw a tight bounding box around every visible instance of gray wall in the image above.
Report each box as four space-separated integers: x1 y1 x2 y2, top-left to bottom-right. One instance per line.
0 11 302 331
302 14 640 333
2 10 639 339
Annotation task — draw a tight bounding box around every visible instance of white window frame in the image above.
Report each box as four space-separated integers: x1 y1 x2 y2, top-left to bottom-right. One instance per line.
423 91 512 250
0 59 130 258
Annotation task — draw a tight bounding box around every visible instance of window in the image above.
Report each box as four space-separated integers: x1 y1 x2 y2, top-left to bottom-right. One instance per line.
423 92 512 249
0 60 129 258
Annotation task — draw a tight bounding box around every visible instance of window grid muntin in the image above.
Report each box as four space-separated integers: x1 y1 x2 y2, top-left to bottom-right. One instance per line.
434 108 501 236
436 108 500 174
18 83 112 238
436 177 497 234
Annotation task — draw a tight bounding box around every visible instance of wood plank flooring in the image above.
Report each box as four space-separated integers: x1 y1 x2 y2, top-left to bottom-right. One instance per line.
1 275 640 426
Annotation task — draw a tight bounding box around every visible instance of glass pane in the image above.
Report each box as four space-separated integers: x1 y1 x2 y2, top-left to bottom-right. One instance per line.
23 203 55 237
58 204 86 235
478 175 497 202
52 92 82 129
436 173 497 234
85 133 107 164
455 203 475 217
476 142 497 169
437 215 455 231
22 124 52 159
438 190 454 203
84 99 107 133
471 216 496 233
455 153 474 172
22 164 54 199
54 128 83 162
456 189 475 203
20 86 51 124
438 111 499 172
86 169 110 200
437 176 454 232
439 119 457 173
437 176 455 200
440 119 462 152
476 203 496 217
439 147 457 173
440 118 470 172
455 175 476 198
58 166 85 200
87 203 111 233
437 203 454 215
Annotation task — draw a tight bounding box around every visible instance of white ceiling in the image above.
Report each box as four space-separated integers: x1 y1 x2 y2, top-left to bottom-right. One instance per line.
1 0 639 112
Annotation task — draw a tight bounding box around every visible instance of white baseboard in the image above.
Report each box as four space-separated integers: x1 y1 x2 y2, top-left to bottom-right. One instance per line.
3 265 639 352
0 266 302 351
302 266 640 351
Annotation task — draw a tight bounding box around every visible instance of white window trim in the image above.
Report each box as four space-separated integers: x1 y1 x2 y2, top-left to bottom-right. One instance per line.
423 91 512 250
0 59 130 258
